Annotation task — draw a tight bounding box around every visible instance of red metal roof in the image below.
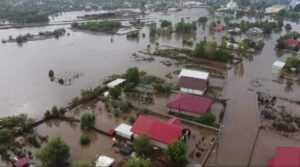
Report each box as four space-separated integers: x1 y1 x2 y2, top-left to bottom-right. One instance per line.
167 94 213 114
131 115 183 145
284 38 299 48
179 76 208 91
14 158 29 167
269 147 300 167
214 24 225 31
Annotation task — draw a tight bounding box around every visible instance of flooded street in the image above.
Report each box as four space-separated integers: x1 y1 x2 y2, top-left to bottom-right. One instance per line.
207 32 300 166
0 7 299 166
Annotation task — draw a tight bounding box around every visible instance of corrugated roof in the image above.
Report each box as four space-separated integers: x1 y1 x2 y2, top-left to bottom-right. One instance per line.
131 115 183 145
179 69 209 80
167 94 213 114
179 76 208 91
114 123 133 137
107 78 126 88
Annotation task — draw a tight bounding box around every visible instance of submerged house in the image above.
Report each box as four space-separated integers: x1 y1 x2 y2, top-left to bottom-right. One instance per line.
265 5 286 14
269 147 300 167
246 27 263 36
167 94 214 117
284 38 299 50
131 115 187 149
179 69 209 96
214 24 225 32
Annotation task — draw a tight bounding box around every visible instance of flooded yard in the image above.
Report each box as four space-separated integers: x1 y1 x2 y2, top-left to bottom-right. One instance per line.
37 120 126 163
0 6 299 167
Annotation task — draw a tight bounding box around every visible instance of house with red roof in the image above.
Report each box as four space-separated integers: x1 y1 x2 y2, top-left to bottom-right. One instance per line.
131 115 188 149
13 158 29 167
284 38 299 50
214 24 225 32
269 147 300 167
179 69 209 96
167 94 214 117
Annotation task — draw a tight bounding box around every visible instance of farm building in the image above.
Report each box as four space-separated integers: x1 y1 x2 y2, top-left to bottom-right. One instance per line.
179 69 209 96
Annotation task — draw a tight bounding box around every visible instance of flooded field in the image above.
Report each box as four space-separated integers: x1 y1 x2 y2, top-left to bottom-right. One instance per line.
0 7 299 166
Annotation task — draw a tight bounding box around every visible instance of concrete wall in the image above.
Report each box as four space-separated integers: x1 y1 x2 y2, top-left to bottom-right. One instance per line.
180 87 205 96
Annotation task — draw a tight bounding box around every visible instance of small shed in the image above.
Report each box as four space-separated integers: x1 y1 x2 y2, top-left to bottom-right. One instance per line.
114 123 133 139
106 78 126 88
272 61 286 73
95 155 115 167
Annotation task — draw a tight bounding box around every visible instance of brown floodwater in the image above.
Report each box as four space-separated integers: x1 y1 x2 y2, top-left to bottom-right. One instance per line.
36 120 126 163
1 7 299 166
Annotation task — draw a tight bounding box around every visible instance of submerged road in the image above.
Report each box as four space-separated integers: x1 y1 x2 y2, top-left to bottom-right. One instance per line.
206 32 300 166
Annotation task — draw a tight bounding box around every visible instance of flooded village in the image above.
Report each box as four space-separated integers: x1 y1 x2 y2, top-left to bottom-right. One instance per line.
0 0 299 166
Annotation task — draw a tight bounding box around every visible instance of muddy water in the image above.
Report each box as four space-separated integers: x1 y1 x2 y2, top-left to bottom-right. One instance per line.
1 7 300 166
0 8 208 118
207 31 300 166
36 120 126 163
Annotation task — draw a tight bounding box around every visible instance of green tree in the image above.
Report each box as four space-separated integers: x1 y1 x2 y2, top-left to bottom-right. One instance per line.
122 157 152 167
133 135 153 157
80 113 96 130
72 160 95 167
198 16 208 23
79 135 91 145
149 24 157 37
109 87 121 99
36 137 70 167
198 112 216 126
125 67 140 84
0 129 12 143
165 140 187 166
285 24 292 31
285 56 300 71
194 39 207 57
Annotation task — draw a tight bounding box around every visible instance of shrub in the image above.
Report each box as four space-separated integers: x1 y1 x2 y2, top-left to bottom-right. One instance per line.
0 129 12 143
133 135 153 157
72 160 95 167
122 157 152 167
198 112 216 126
44 110 52 119
80 113 96 130
79 135 91 145
165 140 187 166
109 87 121 99
129 116 136 124
137 108 150 115
119 101 132 112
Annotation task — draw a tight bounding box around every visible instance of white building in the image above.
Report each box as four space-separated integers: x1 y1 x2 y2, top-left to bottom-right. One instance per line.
272 61 286 73
95 155 115 167
226 0 238 10
114 123 133 140
265 5 286 14
106 78 126 88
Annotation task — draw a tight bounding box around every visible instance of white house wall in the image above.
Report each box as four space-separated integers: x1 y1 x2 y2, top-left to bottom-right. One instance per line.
180 87 205 96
